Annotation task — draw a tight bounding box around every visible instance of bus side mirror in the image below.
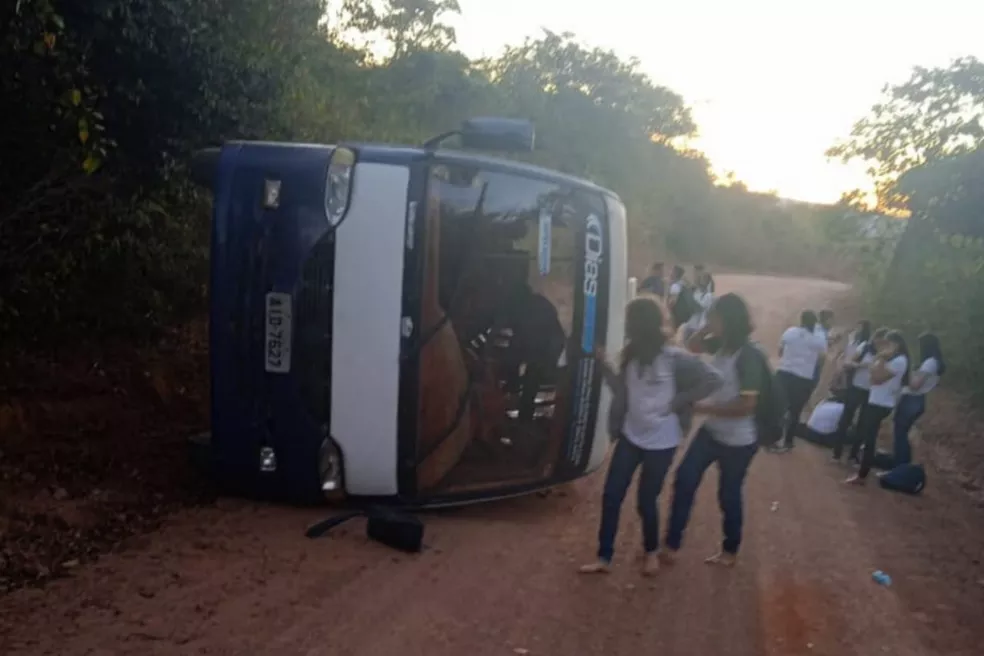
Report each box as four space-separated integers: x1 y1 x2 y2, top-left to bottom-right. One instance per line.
190 147 221 190
460 117 535 153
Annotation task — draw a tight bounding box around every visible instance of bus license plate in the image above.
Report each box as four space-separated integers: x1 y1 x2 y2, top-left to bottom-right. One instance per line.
264 292 292 373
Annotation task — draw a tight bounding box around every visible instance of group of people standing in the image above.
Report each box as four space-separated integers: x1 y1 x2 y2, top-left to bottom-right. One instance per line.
581 264 764 574
786 320 945 485
638 262 716 340
579 263 945 576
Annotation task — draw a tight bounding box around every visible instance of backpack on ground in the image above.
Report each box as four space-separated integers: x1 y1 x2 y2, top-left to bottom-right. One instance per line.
737 342 786 447
305 506 424 552
879 463 926 495
672 284 699 326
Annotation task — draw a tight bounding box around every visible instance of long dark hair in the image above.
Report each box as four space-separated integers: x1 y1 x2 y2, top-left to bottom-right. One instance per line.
800 310 818 332
708 293 753 353
853 320 872 345
620 296 669 372
918 332 946 376
883 330 911 387
860 326 889 359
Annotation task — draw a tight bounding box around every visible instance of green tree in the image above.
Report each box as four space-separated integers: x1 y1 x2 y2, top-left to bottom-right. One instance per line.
828 56 984 211
339 0 461 60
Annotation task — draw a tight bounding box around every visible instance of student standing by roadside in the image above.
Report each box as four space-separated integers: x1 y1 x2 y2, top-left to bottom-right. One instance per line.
580 297 722 575
639 261 666 299
846 330 910 484
832 327 888 463
682 272 715 343
810 309 836 396
664 293 763 567
668 265 697 332
842 321 872 373
892 332 945 465
772 310 827 452
694 264 715 294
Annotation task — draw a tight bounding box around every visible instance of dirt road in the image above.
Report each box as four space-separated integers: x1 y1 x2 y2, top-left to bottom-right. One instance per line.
2 275 982 656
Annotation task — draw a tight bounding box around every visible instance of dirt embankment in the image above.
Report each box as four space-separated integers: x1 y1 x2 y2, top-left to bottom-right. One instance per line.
0 274 981 656
0 322 212 592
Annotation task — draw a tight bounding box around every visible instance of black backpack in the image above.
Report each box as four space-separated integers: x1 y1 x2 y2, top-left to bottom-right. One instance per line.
672 283 699 325
737 342 786 447
879 463 926 495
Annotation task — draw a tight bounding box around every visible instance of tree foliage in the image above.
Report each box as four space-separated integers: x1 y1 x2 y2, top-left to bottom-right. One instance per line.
1 0 837 347
828 56 984 211
833 57 984 393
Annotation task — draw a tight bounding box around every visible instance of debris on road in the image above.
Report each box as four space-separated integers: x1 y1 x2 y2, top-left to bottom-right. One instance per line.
872 570 892 586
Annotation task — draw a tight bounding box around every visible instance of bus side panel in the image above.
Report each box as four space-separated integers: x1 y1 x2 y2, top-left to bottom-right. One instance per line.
583 196 628 474
330 162 409 496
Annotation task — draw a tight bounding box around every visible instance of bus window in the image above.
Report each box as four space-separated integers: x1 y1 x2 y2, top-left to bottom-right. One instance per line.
415 163 608 496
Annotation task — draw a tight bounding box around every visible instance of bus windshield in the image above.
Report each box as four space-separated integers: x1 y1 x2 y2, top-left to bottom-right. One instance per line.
414 161 609 497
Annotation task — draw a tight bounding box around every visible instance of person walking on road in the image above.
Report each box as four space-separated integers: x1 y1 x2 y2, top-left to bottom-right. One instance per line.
892 332 945 465
664 293 764 567
580 297 722 576
772 310 827 452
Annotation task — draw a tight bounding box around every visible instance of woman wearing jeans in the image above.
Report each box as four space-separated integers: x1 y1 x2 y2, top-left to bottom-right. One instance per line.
665 293 763 567
893 332 945 464
580 297 722 576
832 326 887 463
847 330 910 485
772 310 827 452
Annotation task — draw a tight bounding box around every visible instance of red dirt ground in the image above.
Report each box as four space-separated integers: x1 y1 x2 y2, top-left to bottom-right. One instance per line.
1 275 982 655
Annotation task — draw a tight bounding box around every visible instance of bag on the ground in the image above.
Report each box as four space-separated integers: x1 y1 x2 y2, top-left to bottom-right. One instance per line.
879 463 926 495
672 284 699 326
737 342 786 447
305 506 424 552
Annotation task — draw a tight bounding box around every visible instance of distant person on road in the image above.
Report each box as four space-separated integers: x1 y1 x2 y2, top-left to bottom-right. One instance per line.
668 265 697 332
772 310 827 452
694 264 715 293
665 293 763 567
832 326 888 463
638 261 666 299
810 309 836 396
893 332 945 465
682 271 714 343
580 297 722 576
846 330 910 485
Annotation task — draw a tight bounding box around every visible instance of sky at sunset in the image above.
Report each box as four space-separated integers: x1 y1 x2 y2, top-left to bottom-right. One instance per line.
449 0 984 204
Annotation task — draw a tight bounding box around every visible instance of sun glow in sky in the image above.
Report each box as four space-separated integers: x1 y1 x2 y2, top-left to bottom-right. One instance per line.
450 0 984 204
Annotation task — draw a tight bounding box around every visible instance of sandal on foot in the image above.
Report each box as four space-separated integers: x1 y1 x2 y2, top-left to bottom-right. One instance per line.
578 560 611 574
704 552 737 567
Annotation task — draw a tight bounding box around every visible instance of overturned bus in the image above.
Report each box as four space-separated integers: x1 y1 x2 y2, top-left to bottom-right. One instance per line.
191 118 628 506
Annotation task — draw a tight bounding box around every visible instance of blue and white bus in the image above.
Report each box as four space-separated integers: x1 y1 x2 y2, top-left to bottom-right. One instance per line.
192 118 628 506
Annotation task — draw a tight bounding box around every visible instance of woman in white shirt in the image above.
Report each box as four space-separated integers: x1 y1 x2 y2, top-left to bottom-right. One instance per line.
832 326 887 462
892 332 945 464
580 297 722 575
682 272 714 342
773 310 827 452
847 330 910 485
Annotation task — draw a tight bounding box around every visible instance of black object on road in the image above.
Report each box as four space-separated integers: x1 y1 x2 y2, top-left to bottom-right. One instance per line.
305 507 424 553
